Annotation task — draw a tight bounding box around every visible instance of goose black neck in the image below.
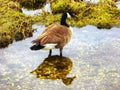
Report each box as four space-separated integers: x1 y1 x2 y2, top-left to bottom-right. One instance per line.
60 13 69 27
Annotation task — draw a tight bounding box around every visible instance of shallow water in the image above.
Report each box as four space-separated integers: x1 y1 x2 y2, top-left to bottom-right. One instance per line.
22 3 51 16
0 25 120 90
116 2 120 8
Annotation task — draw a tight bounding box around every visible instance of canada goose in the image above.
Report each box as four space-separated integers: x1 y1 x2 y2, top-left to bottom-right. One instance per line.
30 12 75 57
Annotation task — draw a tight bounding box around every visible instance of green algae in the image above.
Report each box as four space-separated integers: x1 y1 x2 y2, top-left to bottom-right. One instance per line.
31 0 120 29
32 12 61 26
0 0 34 48
51 0 86 14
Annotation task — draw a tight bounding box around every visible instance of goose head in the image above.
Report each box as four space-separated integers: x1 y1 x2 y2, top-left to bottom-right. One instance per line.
66 12 76 18
62 12 76 19
61 12 76 27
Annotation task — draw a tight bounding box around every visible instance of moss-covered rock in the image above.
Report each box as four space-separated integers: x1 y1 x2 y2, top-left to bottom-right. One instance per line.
1 0 120 48
0 0 33 48
8 1 22 11
31 0 120 29
51 0 86 14
19 0 47 9
0 34 13 48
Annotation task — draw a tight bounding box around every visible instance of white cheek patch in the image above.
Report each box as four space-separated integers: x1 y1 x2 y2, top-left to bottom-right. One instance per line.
42 43 57 50
67 13 71 18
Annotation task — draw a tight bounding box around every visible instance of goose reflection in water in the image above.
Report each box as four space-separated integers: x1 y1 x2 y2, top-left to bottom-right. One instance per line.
31 55 76 85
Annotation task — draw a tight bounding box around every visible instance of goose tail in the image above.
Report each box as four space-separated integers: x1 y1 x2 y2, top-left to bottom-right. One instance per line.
30 44 44 50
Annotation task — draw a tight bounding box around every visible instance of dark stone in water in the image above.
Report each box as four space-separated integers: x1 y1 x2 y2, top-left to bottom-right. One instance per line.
97 23 112 29
14 32 24 41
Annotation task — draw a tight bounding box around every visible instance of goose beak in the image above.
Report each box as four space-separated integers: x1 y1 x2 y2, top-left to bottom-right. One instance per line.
71 13 77 18
67 12 76 18
71 13 78 20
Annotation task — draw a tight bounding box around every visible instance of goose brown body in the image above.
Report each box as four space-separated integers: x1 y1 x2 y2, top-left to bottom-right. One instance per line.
32 24 72 49
30 12 75 57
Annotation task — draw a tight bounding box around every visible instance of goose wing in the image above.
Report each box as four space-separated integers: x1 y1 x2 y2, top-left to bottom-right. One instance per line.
32 24 72 47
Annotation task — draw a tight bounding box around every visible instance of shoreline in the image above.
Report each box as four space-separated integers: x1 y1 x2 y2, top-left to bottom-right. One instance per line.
0 0 120 48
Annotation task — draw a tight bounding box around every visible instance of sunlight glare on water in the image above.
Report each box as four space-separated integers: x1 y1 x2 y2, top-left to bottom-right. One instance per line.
0 25 120 90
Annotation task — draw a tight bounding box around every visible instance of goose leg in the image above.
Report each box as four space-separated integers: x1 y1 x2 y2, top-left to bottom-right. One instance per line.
60 48 63 57
48 49 52 57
